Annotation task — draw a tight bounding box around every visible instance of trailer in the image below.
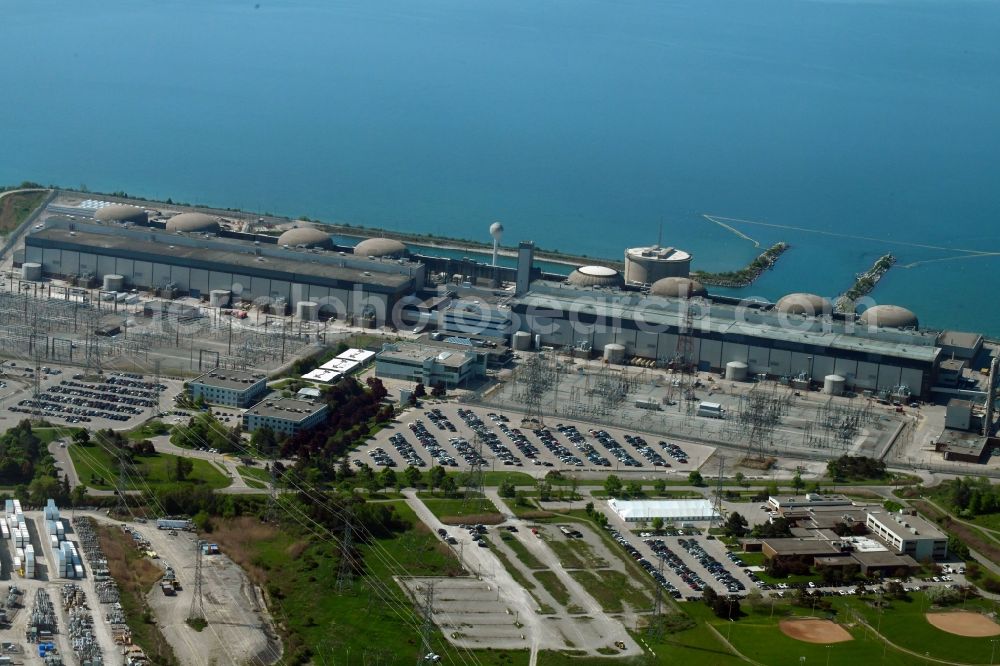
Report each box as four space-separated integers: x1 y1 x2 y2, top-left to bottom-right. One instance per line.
156 518 192 531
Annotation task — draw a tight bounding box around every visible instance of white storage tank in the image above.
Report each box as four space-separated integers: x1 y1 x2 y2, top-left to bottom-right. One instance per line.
603 343 626 364
209 289 231 308
512 331 532 351
103 274 125 292
21 262 42 281
296 300 319 321
824 374 846 396
725 361 749 381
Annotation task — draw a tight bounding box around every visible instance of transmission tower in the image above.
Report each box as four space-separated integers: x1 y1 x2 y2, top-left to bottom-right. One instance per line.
115 442 128 517
188 539 206 623
149 359 161 417
647 555 666 639
264 464 280 524
672 299 697 412
415 581 436 666
711 456 726 529
336 509 355 594
461 433 486 511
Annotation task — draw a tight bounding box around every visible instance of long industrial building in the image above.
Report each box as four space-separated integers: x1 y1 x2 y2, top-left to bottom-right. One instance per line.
511 281 943 397
22 216 426 317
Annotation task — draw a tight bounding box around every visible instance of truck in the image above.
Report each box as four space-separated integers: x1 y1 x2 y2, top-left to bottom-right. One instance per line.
634 398 661 411
696 401 724 419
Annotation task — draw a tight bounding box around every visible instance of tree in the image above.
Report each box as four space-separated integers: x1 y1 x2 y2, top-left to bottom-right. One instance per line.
413 383 427 398
653 479 666 495
604 475 623 497
652 517 664 532
498 478 516 498
174 456 194 482
70 483 87 507
688 470 705 487
626 480 643 498
403 465 421 489
724 512 749 538
702 586 718 608
734 472 745 489
440 475 457 497
430 382 446 398
251 427 278 457
428 466 446 492
584 501 594 516
72 429 91 446
378 467 397 491
791 472 804 493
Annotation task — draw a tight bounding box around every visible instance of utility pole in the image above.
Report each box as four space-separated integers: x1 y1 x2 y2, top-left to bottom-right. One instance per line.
648 555 665 639
115 442 128 517
461 433 486 512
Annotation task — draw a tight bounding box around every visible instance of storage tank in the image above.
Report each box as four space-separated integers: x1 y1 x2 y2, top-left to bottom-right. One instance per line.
512 331 532 351
603 343 626 364
624 245 692 284
21 263 42 281
725 361 749 381
209 290 231 308
297 300 319 321
824 374 846 396
103 274 125 292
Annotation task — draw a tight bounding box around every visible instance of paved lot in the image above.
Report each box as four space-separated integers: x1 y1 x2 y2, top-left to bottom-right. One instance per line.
355 404 715 478
135 522 281 666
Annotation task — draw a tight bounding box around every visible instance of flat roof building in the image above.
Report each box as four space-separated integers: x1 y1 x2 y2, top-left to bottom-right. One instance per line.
375 342 487 388
865 510 947 561
608 498 718 523
767 493 853 512
243 398 328 436
188 369 268 408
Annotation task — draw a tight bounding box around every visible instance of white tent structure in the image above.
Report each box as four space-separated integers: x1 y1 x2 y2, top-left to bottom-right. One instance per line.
608 498 718 523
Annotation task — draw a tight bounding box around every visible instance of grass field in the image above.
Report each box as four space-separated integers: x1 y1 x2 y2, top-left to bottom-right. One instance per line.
418 495 504 524
501 535 547 570
545 536 608 570
569 569 652 613
209 504 529 666
0 190 46 234
127 420 171 440
533 570 572 608
68 444 230 490
32 426 83 444
237 466 268 489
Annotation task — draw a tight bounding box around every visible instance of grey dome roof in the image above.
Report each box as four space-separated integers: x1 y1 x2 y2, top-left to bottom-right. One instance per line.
650 276 707 298
775 293 832 316
166 212 220 233
566 265 624 288
859 304 919 329
95 204 148 224
278 226 331 248
354 237 407 257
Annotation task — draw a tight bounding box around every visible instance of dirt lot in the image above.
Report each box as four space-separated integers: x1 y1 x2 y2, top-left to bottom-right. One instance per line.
926 611 1000 637
135 523 282 665
779 618 853 644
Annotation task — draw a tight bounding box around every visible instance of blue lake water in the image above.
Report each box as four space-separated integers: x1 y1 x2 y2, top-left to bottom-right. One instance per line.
2 0 999 332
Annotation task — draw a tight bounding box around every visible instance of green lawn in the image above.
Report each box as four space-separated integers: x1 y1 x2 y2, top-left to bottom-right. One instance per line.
68 444 230 490
237 465 271 489
127 420 171 440
33 426 84 444
736 551 765 567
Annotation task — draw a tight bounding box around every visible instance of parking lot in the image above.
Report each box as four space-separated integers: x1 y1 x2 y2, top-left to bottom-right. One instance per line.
0 363 182 431
354 404 715 477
